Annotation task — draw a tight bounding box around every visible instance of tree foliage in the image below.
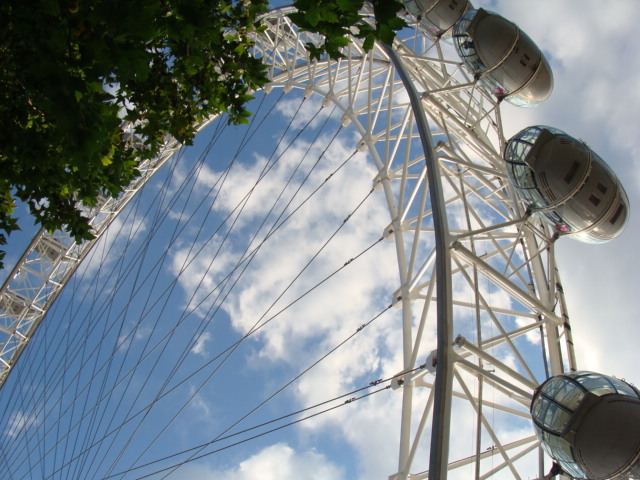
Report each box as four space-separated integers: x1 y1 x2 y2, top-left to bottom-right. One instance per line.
0 0 269 268
289 0 406 59
0 0 406 270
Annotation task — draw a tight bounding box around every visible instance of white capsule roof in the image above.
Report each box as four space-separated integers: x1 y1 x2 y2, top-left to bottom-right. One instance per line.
504 126 629 243
453 8 553 106
402 0 470 39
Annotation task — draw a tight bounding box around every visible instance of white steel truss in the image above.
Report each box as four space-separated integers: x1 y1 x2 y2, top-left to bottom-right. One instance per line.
0 7 576 479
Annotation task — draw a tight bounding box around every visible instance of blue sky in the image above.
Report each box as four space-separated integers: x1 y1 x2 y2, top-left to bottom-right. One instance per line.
1 2 639 480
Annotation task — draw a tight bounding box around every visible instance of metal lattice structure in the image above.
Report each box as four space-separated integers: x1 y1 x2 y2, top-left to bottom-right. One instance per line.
0 7 578 479
0 137 183 386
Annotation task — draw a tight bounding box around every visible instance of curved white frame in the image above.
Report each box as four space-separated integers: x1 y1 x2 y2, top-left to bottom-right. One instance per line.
0 7 577 479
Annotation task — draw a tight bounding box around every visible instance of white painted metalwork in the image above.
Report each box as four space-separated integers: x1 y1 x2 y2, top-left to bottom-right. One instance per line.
0 139 182 386
0 6 577 479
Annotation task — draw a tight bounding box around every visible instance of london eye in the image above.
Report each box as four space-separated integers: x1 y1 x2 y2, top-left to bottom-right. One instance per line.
0 2 638 479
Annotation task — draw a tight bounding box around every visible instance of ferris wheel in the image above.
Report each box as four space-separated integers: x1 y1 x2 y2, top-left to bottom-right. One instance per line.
0 3 636 480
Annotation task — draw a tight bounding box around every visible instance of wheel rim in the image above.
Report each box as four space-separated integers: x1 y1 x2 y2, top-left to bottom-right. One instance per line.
0 8 575 479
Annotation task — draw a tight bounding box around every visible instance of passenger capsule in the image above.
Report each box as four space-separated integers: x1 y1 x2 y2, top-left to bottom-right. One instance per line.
504 126 629 243
453 8 553 106
531 372 640 479
402 0 470 39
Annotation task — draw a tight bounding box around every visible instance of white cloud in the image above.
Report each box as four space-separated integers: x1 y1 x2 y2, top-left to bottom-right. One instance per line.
480 0 640 382
253 4 640 476
275 95 335 131
191 332 212 356
166 443 344 480
94 8 640 480
76 213 148 282
167 99 415 478
4 4 639 479
5 410 38 439
187 385 213 419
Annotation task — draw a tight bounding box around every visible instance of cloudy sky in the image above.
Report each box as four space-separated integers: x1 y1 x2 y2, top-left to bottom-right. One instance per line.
1 2 639 480
481 0 640 382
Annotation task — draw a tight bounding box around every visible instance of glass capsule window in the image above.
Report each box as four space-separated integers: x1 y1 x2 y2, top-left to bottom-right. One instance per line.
508 164 535 191
566 371 640 399
531 372 639 479
541 211 572 234
535 422 589 478
402 0 424 17
402 0 442 38
453 10 486 74
531 378 584 435
503 125 550 165
478 73 509 98
533 409 589 478
420 18 446 38
543 430 574 465
508 91 545 108
534 372 640 421
559 458 589 479
575 374 617 396
544 403 572 434
402 0 468 39
504 126 548 209
541 376 570 397
532 376 585 434
610 377 639 398
553 379 586 410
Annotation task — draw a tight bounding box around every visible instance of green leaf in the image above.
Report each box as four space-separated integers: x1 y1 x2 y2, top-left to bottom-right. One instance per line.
362 35 375 52
0 0 278 261
290 0 404 58
320 10 339 23
305 6 321 27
